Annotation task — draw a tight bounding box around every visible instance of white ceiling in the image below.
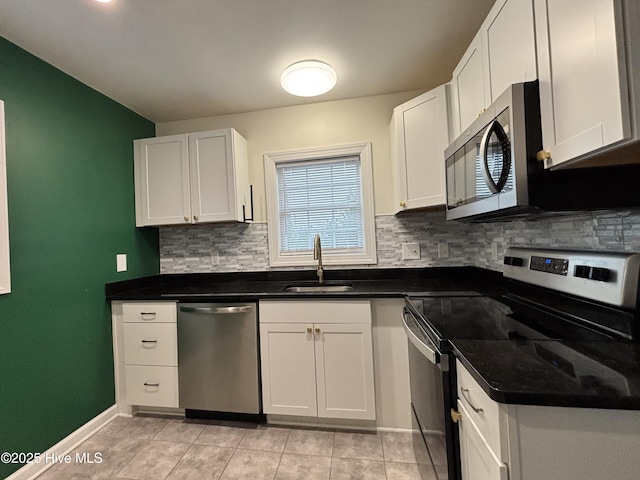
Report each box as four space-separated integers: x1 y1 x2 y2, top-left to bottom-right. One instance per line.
0 0 495 123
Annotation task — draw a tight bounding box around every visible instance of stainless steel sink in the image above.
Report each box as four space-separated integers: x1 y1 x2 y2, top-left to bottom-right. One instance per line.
283 285 353 293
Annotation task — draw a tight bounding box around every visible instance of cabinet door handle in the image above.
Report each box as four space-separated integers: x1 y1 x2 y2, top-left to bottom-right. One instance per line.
460 387 483 413
193 215 199 222
306 326 312 335
184 216 190 222
451 408 462 423
243 185 255 222
314 327 320 335
143 382 160 387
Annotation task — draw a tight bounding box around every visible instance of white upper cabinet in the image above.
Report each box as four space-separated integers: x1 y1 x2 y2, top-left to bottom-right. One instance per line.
391 84 450 212
534 0 640 168
134 128 250 226
450 0 537 138
482 0 537 104
450 31 487 138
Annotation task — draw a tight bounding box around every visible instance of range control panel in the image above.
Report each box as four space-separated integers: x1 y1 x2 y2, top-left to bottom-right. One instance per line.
503 247 640 308
530 256 569 276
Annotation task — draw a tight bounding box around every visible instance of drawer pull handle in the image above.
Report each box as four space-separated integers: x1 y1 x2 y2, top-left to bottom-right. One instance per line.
461 388 483 413
141 340 158 344
140 312 156 320
143 382 160 387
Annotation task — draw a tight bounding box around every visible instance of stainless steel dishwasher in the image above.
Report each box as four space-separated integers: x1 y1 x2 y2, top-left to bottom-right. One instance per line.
177 303 261 416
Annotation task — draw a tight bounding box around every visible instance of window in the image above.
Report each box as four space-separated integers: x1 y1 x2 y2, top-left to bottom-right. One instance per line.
264 142 377 267
0 100 10 294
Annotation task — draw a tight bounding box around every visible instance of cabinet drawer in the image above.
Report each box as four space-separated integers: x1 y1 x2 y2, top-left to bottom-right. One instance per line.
260 300 371 324
457 360 502 457
122 302 176 323
125 365 178 407
458 399 508 480
123 323 177 366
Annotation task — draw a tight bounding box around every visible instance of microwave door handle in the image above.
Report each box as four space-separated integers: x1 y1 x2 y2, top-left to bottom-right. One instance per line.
480 120 512 194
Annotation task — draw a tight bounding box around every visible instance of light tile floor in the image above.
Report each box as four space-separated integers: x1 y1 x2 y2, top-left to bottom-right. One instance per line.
35 415 422 480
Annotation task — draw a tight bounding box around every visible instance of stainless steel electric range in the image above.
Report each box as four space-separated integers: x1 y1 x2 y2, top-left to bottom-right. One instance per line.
403 247 640 480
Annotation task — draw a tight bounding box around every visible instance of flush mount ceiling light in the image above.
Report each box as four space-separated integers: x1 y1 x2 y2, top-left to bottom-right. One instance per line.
280 60 337 97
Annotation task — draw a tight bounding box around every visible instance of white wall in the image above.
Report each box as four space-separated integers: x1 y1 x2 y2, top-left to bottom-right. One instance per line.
156 91 423 219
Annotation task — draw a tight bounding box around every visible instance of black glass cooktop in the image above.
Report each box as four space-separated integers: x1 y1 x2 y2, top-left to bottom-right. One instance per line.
405 294 617 345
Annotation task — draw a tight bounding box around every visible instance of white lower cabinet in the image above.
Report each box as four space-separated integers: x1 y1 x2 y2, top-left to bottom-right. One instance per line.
112 301 179 412
259 300 376 420
455 359 640 480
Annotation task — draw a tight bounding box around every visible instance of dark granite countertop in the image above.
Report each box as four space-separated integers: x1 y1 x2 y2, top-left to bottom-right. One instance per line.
453 339 640 410
106 266 502 301
106 266 640 411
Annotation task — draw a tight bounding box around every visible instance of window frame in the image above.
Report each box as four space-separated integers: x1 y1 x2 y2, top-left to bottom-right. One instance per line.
264 142 377 267
0 100 11 295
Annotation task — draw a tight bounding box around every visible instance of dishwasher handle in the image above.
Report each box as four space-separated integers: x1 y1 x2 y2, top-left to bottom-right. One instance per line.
179 305 253 315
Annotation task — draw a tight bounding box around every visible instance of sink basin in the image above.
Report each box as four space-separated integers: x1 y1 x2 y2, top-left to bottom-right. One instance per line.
283 284 353 293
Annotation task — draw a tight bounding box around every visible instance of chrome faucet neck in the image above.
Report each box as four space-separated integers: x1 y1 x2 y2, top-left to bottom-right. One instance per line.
313 233 324 284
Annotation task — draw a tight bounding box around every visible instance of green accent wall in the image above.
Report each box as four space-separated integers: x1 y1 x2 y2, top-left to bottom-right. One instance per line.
0 37 158 477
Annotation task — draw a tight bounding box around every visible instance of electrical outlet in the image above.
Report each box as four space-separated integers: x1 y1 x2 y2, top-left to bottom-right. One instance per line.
210 251 220 266
437 242 450 259
116 254 127 272
402 243 420 260
491 242 499 261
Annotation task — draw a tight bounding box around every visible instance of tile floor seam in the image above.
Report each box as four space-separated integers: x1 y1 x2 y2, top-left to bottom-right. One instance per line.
216 445 234 480
114 435 154 479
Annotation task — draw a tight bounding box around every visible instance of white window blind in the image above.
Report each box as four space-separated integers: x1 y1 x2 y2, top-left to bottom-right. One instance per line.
276 155 364 254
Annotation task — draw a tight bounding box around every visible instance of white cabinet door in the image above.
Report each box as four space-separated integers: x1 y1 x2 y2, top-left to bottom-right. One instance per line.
189 129 249 223
534 0 631 168
451 31 486 138
482 0 537 104
315 323 376 420
391 85 449 211
260 323 318 416
458 400 509 480
134 135 191 226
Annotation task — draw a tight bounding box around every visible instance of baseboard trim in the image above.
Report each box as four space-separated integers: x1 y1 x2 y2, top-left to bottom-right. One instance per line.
6 405 119 480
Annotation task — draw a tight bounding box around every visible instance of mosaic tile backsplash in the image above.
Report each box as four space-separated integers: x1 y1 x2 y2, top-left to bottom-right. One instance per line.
159 210 640 274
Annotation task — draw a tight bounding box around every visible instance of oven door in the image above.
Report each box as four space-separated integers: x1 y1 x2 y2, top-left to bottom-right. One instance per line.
403 307 459 480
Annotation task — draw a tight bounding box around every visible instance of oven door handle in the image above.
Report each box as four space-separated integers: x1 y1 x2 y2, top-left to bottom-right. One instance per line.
402 309 439 365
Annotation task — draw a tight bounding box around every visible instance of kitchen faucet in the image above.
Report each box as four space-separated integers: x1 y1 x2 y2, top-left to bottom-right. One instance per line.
313 233 324 284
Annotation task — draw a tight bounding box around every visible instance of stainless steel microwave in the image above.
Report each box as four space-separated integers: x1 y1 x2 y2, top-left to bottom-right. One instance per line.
445 81 543 221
